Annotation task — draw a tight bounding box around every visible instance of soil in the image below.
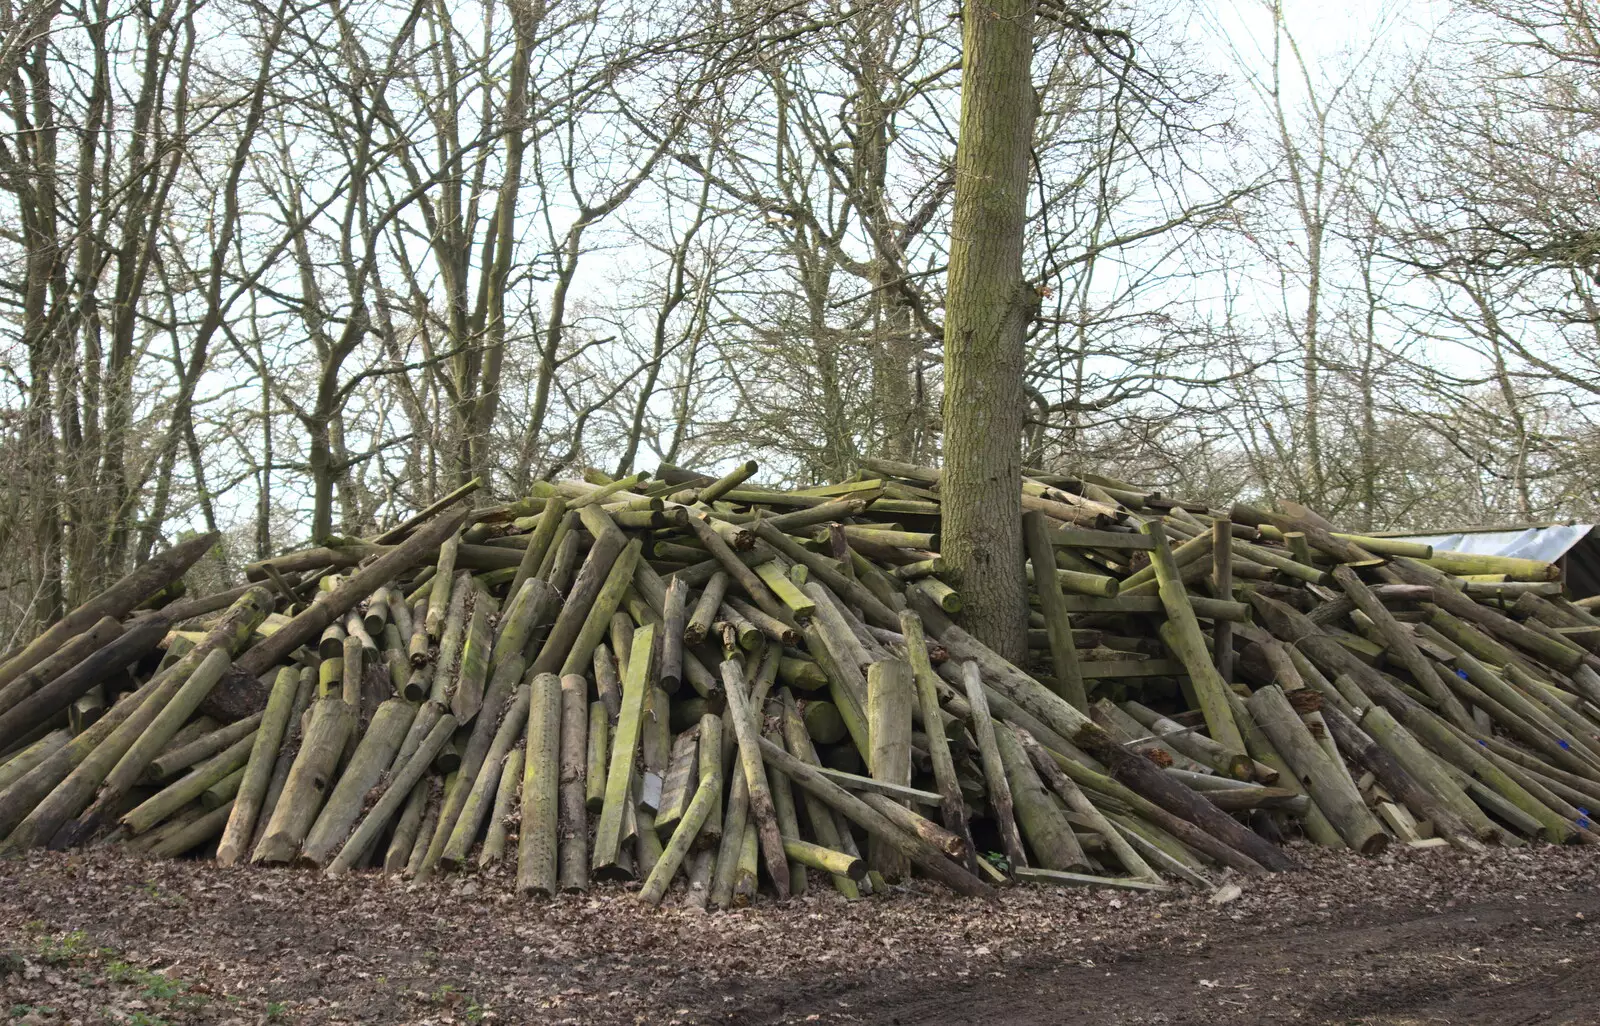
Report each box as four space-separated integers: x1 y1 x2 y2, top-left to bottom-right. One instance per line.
2 843 1597 1025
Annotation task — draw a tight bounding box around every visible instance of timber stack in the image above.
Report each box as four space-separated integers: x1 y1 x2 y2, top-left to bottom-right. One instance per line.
1 458 1596 907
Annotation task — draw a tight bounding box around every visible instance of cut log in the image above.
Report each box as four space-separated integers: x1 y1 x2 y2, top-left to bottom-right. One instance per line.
865 658 914 881
593 624 654 878
1245 685 1388 855
252 697 357 863
517 672 563 895
995 724 1090 872
0 532 218 693
961 661 1026 871
301 699 416 865
328 715 457 877
721 660 790 899
557 673 590 891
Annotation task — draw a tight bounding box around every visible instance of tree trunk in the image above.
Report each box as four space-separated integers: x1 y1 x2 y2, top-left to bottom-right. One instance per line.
938 0 1035 662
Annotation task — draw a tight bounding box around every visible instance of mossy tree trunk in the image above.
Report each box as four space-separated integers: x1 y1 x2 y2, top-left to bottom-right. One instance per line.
938 0 1036 663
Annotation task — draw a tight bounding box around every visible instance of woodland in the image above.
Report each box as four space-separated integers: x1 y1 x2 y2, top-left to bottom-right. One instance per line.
3 0 1598 643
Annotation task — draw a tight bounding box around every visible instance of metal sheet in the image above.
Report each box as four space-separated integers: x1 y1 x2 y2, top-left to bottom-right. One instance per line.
1392 525 1595 563
1386 524 1600 597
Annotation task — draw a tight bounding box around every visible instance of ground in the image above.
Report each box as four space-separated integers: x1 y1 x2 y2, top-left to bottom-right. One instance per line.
2 845 1597 1025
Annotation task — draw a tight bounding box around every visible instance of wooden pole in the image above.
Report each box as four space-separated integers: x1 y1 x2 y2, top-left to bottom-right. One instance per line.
0 618 167 751
443 684 532 867
557 673 589 891
1210 518 1234 682
239 512 471 678
592 624 654 878
0 532 218 692
865 658 913 881
1331 565 1474 731
1142 520 1247 763
372 478 480 545
995 724 1089 871
529 517 629 675
1013 729 1158 882
660 576 688 692
961 661 1026 871
1071 719 1293 873
1319 703 1484 851
685 572 730 648
252 697 356 863
478 747 524 868
517 672 563 896
1245 685 1388 854
0 616 123 722
755 736 994 899
300 698 416 864
1022 511 1088 710
327 715 457 877
424 533 462 641
637 777 717 906
721 660 790 899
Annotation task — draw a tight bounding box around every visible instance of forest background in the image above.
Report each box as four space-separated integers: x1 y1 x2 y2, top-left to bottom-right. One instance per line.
3 0 1595 643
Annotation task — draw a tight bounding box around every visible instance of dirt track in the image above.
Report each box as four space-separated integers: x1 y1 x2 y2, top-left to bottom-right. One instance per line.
2 845 1597 1025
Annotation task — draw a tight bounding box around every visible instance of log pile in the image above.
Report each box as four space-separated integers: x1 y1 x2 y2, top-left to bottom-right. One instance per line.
2 458 1597 906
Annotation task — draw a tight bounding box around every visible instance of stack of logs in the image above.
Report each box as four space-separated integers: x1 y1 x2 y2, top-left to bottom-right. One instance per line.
2 457 1598 906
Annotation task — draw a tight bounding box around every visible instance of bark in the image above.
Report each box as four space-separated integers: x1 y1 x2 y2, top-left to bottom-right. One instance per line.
301 698 416 865
961 661 1027 871
216 666 301 866
557 673 589 891
593 624 654 877
865 658 913 881
0 618 166 749
722 660 791 899
252 697 357 863
0 533 217 693
517 672 563 895
938 0 1035 662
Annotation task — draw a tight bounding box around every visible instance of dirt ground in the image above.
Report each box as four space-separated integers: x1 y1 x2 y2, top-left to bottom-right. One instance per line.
2 844 1597 1025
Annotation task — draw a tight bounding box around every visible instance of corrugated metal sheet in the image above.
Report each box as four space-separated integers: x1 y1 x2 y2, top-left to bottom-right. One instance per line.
1385 524 1600 597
